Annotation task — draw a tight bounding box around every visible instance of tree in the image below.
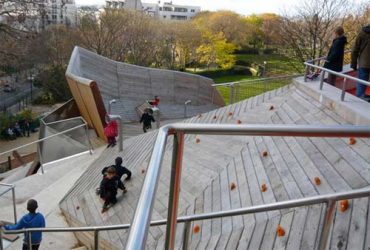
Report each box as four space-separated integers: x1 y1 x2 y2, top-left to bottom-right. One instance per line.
279 0 351 62
244 14 264 49
196 32 236 70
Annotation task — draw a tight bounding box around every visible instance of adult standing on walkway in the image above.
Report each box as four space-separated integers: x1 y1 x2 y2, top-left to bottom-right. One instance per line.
351 23 370 98
324 27 347 85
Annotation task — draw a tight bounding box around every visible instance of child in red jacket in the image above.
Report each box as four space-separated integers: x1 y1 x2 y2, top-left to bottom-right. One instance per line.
104 116 118 148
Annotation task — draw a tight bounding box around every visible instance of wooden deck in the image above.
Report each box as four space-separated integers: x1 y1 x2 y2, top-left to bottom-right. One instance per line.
59 84 370 249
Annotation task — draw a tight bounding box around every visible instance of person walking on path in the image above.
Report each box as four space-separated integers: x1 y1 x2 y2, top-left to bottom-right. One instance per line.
104 115 118 148
324 27 347 86
140 108 155 133
1 199 45 250
351 24 370 98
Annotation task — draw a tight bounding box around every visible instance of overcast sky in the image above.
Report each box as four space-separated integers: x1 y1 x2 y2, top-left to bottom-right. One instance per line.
75 0 302 15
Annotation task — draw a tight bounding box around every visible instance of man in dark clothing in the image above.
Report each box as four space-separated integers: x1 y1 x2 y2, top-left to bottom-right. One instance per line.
351 24 370 98
99 167 126 213
1 199 45 250
324 27 347 86
101 157 132 181
140 108 155 133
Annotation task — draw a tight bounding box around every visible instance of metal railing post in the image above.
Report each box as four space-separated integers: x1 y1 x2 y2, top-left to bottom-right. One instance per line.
341 78 347 102
304 64 310 82
182 221 191 250
184 100 191 118
0 229 3 250
11 186 17 223
37 141 44 174
165 132 185 250
229 84 235 104
94 230 99 250
153 108 160 129
318 200 336 250
85 123 93 154
28 231 32 250
319 71 325 90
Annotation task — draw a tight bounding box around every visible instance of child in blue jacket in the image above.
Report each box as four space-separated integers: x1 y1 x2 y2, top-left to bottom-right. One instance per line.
2 199 45 250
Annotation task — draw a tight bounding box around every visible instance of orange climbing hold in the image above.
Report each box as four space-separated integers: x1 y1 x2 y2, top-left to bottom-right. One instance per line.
262 151 268 157
196 138 200 143
228 112 233 116
230 182 237 190
198 113 202 118
261 184 267 192
269 105 274 110
339 200 349 212
213 115 217 119
76 206 80 210
237 119 242 124
276 225 285 237
141 169 146 174
349 137 356 145
314 177 321 185
193 225 201 234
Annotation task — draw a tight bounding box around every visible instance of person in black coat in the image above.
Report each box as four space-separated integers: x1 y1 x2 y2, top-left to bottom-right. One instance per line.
140 108 155 133
101 157 132 181
324 27 347 85
99 167 126 213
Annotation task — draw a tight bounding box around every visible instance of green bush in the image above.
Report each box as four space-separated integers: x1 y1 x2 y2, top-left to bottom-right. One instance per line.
32 92 57 105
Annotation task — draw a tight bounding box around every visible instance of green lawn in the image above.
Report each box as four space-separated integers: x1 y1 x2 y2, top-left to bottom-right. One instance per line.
216 78 292 105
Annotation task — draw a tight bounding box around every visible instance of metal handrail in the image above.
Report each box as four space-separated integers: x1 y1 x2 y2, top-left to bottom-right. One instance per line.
304 51 370 101
0 183 17 224
126 123 370 250
212 74 301 87
2 187 370 250
0 123 87 158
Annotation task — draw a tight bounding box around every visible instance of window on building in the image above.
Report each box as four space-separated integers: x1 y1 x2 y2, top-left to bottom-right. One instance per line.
163 15 166 18
171 15 187 20
191 9 195 12
163 7 172 11
174 7 187 12
159 7 162 11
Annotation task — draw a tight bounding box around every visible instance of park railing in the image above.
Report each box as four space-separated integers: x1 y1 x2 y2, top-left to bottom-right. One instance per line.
212 75 300 104
0 183 17 224
304 50 370 101
2 187 370 250
0 116 92 175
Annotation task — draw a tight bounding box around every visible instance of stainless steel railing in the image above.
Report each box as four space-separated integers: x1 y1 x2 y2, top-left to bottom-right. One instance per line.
126 123 370 250
0 183 17 224
2 178 370 250
0 117 92 174
304 51 370 101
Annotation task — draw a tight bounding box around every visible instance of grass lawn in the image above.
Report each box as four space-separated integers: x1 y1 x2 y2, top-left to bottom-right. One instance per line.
216 78 292 105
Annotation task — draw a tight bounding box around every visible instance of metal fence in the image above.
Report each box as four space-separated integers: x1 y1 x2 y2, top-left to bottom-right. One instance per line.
213 75 300 104
304 51 370 101
0 117 92 175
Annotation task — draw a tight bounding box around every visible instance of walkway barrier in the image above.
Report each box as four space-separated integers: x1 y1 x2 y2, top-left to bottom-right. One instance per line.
0 117 92 175
2 187 370 250
0 183 16 224
304 51 370 101
212 75 300 104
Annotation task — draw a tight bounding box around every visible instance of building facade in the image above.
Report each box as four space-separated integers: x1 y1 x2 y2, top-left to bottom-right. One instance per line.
0 0 77 32
105 0 201 21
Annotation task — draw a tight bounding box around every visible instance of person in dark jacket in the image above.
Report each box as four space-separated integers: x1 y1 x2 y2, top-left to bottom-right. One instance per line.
140 108 155 133
1 199 45 250
351 24 370 98
101 157 132 181
99 167 126 213
324 27 347 86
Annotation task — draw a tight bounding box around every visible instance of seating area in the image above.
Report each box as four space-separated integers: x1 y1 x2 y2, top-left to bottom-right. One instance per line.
59 80 370 249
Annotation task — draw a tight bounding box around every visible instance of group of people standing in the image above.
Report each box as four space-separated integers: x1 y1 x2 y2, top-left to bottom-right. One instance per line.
324 23 370 99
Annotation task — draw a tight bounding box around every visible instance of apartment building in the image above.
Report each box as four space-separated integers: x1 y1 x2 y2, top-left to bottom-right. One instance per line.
105 0 201 20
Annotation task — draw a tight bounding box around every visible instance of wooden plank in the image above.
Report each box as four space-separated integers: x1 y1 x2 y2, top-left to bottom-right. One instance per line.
285 208 308 250
300 204 324 250
273 211 294 250
260 215 280 249
364 199 370 249
346 197 368 250
329 202 353 250
206 177 222 250
197 185 213 249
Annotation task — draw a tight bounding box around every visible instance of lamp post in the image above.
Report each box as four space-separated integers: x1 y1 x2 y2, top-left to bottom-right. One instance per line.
108 99 117 114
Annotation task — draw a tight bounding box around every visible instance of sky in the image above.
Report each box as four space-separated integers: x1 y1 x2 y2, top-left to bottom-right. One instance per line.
74 0 302 15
